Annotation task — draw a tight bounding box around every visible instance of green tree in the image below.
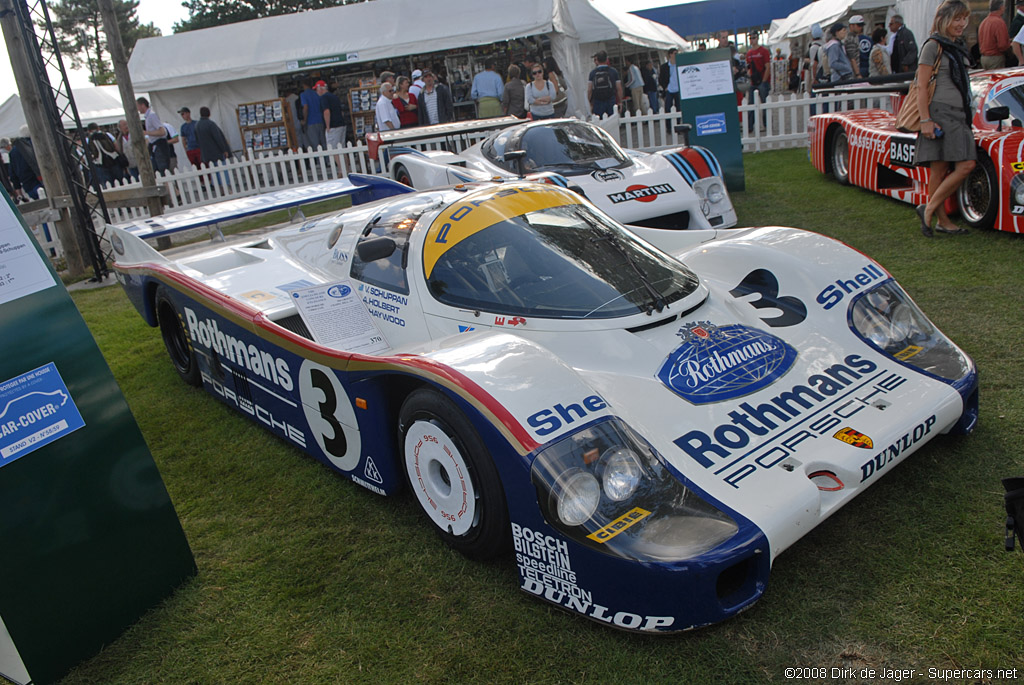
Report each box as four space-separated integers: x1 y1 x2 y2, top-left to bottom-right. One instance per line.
175 0 368 33
48 0 160 85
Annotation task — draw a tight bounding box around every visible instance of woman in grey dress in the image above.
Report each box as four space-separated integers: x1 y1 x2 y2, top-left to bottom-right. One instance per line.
914 0 975 237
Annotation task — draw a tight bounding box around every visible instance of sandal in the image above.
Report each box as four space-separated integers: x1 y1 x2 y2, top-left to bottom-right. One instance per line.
935 225 969 235
915 205 933 238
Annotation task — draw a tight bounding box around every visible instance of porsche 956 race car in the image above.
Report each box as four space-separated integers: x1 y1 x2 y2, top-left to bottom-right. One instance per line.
111 175 977 632
367 117 737 230
810 69 1024 233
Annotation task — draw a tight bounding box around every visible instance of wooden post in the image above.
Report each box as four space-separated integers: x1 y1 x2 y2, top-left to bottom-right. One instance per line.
95 0 166 245
0 0 90 276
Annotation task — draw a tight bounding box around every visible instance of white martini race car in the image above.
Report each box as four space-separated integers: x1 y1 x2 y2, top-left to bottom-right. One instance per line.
112 175 976 632
368 117 737 230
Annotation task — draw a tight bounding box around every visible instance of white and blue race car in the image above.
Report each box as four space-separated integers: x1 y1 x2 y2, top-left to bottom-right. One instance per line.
111 175 977 632
369 118 737 230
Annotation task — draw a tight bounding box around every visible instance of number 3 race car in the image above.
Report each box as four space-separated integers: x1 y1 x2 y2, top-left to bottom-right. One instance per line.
810 69 1024 233
111 175 977 632
368 117 737 230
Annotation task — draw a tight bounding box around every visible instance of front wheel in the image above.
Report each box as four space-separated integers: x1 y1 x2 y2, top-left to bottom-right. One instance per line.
393 164 413 187
830 127 850 185
956 154 997 229
398 388 509 560
155 285 202 387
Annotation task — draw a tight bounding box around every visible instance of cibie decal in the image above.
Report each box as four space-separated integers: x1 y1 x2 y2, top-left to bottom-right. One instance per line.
608 184 675 204
495 316 526 327
657 322 798 405
833 427 873 449
586 507 651 542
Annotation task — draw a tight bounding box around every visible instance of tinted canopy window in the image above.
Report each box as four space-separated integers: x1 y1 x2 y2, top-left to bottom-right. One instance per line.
426 201 699 319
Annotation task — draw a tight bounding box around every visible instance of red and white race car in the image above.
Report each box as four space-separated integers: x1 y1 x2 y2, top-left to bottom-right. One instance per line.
809 69 1024 233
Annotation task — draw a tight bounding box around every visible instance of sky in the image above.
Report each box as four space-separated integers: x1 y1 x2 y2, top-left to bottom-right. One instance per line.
1 0 189 99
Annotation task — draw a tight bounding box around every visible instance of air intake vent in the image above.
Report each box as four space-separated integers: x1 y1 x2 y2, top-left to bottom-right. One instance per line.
273 314 314 341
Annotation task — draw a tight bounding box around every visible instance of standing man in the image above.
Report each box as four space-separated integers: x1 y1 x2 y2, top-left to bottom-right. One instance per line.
746 33 771 131
178 107 201 168
588 50 623 118
86 122 122 187
642 59 659 114
409 69 425 99
845 15 871 78
889 15 918 73
471 59 504 118
623 56 646 114
1011 0 1024 41
8 125 42 200
303 80 327 150
115 119 139 181
417 69 454 126
375 82 400 131
195 106 230 166
319 82 346 149
980 0 1012 69
136 97 169 173
658 47 680 113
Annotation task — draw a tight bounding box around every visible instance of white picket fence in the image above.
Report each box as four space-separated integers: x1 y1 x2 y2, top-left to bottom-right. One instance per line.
28 89 899 259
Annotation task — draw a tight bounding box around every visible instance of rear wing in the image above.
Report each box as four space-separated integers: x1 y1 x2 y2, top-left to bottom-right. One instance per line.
366 116 521 163
111 174 412 241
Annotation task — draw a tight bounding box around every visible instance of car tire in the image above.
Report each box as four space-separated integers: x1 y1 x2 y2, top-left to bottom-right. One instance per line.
155 285 202 387
393 164 413 188
830 126 851 186
398 387 509 560
956 153 998 230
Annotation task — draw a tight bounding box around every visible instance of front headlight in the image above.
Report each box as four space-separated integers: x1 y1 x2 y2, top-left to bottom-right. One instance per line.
706 182 725 204
850 281 971 381
1013 175 1024 205
532 419 738 561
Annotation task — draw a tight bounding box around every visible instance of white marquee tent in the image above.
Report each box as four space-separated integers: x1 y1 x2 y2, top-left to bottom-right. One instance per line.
767 0 939 47
0 86 146 139
128 0 686 151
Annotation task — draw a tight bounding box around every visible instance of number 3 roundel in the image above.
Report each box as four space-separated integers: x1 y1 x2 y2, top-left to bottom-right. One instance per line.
298 359 361 471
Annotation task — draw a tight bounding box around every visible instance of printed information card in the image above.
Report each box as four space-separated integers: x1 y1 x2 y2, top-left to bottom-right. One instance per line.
289 281 389 354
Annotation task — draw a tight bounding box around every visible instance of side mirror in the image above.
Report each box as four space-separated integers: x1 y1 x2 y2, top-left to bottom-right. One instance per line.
567 184 587 198
503 149 527 178
356 236 396 262
986 105 1010 122
674 123 692 146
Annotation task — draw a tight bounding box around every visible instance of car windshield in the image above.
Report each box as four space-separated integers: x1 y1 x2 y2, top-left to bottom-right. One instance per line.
483 121 630 174
424 195 699 319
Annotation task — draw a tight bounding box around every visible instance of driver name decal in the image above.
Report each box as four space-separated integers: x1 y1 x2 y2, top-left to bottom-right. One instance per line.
608 184 675 204
657 322 798 405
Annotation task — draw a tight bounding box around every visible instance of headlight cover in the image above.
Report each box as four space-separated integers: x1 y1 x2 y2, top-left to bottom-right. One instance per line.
850 281 972 382
531 418 738 562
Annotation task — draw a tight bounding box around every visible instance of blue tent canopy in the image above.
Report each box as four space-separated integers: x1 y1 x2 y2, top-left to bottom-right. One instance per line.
630 0 808 39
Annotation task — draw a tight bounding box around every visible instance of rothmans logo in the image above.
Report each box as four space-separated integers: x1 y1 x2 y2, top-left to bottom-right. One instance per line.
657 322 798 404
608 184 675 204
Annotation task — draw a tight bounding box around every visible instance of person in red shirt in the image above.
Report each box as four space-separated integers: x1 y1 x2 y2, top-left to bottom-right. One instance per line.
746 33 771 132
979 0 1011 69
393 76 419 129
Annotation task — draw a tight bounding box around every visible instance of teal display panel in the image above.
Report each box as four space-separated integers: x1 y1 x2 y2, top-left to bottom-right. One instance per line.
0 188 196 685
676 48 745 192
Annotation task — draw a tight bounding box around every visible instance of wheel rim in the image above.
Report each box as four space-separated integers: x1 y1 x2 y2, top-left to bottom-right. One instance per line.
404 419 478 536
158 301 193 375
957 164 993 224
832 130 849 181
396 168 412 186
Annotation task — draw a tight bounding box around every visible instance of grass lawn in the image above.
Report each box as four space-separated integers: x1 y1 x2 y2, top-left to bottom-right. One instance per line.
64 148 1024 684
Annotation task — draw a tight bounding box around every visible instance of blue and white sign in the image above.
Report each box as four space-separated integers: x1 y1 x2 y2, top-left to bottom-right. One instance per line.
696 112 727 137
657 322 797 404
0 362 85 467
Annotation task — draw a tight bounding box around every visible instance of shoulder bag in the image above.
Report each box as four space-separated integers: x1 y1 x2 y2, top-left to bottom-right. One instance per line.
895 43 944 133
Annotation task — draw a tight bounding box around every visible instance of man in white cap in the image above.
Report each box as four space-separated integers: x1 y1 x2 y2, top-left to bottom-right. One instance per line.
845 15 871 78
409 69 425 99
